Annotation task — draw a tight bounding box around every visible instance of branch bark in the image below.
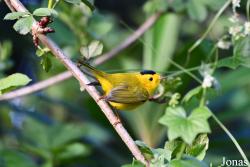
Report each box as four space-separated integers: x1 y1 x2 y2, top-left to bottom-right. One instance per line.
3 0 150 165
0 9 161 101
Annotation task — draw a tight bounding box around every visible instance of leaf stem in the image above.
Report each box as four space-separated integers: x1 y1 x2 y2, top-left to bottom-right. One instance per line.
176 142 186 160
210 112 250 166
188 0 232 54
199 88 207 107
48 0 53 9
52 0 60 9
247 0 250 21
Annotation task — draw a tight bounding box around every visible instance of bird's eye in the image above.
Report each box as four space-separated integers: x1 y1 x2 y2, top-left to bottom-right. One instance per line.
149 77 153 81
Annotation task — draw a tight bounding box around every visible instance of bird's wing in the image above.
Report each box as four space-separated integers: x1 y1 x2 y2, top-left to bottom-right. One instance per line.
106 84 149 104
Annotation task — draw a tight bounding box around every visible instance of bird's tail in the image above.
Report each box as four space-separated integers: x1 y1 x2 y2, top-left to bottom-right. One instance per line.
77 60 105 78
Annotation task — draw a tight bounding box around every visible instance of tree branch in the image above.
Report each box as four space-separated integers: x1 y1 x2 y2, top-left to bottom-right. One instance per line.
0 9 161 101
3 0 149 165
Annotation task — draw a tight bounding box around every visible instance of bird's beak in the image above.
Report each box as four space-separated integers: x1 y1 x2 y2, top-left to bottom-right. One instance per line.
160 76 167 81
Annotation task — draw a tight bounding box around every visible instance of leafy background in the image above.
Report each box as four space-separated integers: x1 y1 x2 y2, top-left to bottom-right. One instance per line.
0 0 250 166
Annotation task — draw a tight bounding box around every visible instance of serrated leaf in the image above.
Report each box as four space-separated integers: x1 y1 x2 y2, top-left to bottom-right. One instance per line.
151 148 172 166
159 107 211 144
185 134 209 161
164 139 183 160
182 86 202 103
169 156 208 167
13 16 34 35
135 140 154 158
33 8 58 17
217 57 241 69
233 36 250 68
0 73 31 94
80 40 103 59
187 0 207 22
4 12 30 20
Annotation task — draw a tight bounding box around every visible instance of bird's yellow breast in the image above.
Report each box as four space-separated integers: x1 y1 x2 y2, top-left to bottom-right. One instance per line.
109 101 144 110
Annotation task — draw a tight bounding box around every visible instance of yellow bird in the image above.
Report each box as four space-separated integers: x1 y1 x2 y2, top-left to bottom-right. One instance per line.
79 62 162 110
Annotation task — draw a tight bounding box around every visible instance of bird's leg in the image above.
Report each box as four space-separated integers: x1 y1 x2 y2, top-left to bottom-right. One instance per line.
97 95 107 102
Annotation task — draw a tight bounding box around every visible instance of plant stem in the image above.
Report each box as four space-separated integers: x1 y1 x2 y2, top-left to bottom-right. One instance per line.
176 142 186 160
199 88 207 107
48 0 53 9
52 0 60 9
247 0 250 21
210 112 250 167
188 0 232 54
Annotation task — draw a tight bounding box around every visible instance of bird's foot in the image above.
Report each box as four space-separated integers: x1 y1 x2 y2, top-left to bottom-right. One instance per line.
112 116 121 127
97 95 106 102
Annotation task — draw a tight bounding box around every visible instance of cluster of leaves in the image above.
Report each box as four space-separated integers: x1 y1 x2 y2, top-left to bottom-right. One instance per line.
0 117 109 167
123 134 209 167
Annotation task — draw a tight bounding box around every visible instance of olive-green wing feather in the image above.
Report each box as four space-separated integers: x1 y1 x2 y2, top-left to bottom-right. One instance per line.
106 85 149 104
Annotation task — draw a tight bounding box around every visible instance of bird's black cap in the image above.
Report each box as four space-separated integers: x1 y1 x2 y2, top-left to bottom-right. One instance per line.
140 70 156 75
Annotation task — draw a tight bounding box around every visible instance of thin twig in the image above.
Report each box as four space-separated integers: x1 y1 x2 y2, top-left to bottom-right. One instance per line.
93 12 162 65
0 9 161 101
3 0 148 165
0 71 72 101
187 0 232 57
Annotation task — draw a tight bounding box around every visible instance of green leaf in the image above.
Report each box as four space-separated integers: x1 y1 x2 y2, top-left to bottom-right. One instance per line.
159 107 211 144
143 0 168 14
40 55 52 72
122 159 145 167
80 40 103 59
185 134 209 160
151 148 172 166
0 73 31 94
63 0 95 11
4 12 30 20
0 40 12 61
36 49 44 57
81 0 95 11
233 36 250 68
169 0 187 12
169 156 208 167
187 0 207 22
182 86 202 103
164 139 183 160
135 140 154 159
33 8 58 17
217 57 242 69
13 16 34 35
56 143 90 160
64 0 81 4
0 149 37 167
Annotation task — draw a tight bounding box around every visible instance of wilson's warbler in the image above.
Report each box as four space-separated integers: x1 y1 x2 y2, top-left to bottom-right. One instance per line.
79 62 162 110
